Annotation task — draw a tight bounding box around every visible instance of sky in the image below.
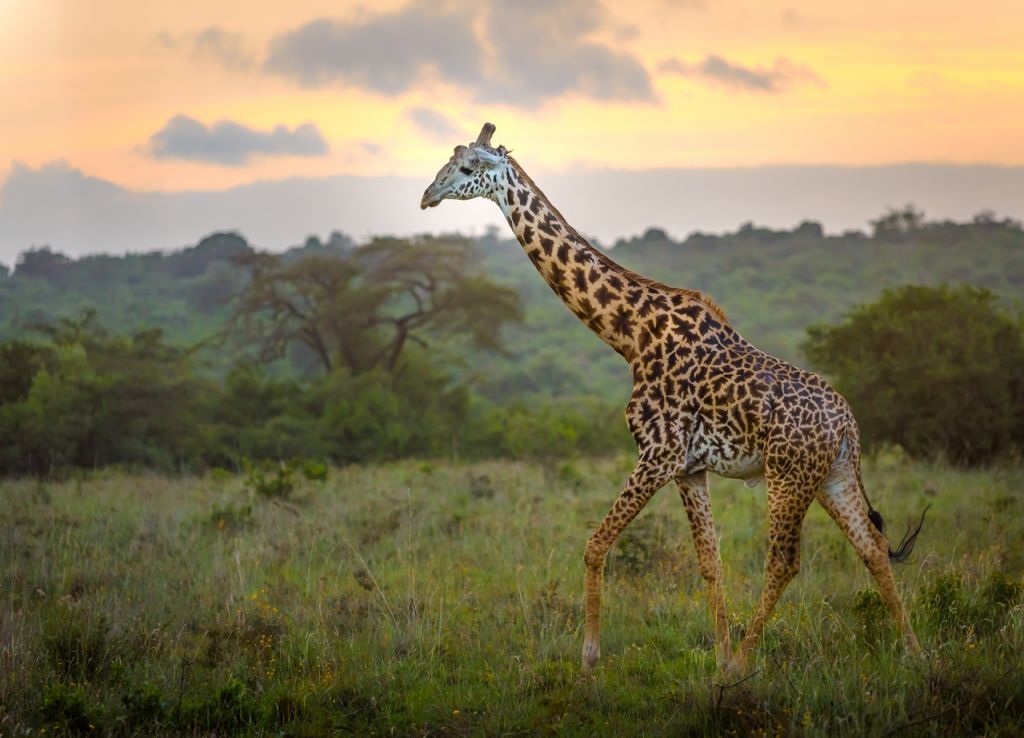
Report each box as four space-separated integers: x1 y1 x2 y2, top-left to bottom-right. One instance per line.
1 0 1023 258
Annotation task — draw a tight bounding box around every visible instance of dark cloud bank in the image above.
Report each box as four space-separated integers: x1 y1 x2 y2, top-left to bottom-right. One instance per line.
3 161 1022 261
263 0 654 106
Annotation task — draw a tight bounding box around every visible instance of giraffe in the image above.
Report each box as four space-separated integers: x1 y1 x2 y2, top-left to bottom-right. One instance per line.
420 123 927 675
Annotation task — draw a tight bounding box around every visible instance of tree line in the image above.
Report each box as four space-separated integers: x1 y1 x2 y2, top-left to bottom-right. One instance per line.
1 221 1022 476
0 237 630 476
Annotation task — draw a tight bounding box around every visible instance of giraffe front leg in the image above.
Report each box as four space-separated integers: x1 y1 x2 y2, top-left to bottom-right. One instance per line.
582 460 672 671
676 471 732 672
731 478 814 676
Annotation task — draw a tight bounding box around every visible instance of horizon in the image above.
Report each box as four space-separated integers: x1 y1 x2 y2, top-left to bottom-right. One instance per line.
3 160 1023 264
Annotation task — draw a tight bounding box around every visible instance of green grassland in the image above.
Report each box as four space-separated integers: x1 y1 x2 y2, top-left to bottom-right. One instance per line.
2 456 1023 736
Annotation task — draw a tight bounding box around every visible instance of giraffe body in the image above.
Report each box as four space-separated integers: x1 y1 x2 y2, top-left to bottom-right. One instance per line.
421 123 923 674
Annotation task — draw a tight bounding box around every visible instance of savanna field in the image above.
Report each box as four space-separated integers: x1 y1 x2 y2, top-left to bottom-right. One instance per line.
6 4 1024 738
2 455 1022 737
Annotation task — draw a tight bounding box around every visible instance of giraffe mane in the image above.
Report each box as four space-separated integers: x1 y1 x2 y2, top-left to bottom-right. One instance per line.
507 157 730 326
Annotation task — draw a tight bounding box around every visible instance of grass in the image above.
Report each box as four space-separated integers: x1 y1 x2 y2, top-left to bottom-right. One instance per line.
1 453 1022 736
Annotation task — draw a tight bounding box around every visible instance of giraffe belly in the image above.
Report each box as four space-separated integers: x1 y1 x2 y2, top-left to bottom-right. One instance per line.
707 451 764 482
685 427 764 482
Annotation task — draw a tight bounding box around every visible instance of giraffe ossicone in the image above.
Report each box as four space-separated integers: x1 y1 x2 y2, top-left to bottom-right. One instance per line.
420 122 926 675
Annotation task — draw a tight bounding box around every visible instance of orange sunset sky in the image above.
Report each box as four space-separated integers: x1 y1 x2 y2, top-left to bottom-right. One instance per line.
3 0 1023 189
1 0 1023 256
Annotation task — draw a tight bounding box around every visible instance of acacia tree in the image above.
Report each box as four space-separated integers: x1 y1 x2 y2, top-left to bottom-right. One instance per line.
229 236 522 375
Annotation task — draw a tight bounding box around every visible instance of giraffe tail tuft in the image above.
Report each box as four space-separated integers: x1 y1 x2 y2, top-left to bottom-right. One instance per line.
849 426 929 564
885 505 930 564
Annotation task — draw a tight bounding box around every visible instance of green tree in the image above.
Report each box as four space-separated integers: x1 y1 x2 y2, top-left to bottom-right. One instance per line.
803 284 1024 464
0 340 54 404
0 313 205 474
228 236 522 375
0 344 104 473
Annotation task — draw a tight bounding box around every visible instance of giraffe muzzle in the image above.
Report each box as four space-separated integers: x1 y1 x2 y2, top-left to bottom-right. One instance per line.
420 186 443 209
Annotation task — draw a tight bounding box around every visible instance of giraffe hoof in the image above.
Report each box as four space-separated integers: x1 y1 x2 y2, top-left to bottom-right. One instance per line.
581 642 600 671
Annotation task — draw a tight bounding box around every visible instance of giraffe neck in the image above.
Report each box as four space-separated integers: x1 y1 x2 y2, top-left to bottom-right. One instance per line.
492 158 668 361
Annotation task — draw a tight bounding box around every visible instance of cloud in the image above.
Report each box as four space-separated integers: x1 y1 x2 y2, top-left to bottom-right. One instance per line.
481 0 654 105
264 7 485 95
151 26 256 70
192 27 256 70
263 0 654 107
147 115 329 166
406 108 461 140
659 54 824 92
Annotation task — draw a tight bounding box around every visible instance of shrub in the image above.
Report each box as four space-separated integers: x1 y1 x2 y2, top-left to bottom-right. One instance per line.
38 683 99 735
919 572 968 632
122 682 168 728
302 459 329 482
851 587 890 642
973 571 1023 632
979 571 1023 610
804 285 1024 464
172 678 260 732
243 460 296 499
207 501 254 532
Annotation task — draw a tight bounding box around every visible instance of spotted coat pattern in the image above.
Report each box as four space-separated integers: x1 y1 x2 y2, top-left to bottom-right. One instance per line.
421 130 922 674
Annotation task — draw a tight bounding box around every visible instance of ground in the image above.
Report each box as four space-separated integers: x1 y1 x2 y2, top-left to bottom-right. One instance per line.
1 454 1022 736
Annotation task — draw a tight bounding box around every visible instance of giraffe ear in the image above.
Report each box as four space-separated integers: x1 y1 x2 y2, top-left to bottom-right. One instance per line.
471 145 503 168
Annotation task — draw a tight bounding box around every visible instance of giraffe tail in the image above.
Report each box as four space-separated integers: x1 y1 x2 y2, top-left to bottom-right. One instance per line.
859 473 930 564
845 429 930 564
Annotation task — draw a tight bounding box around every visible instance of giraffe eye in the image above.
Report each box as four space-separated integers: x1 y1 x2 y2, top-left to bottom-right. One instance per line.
459 167 473 176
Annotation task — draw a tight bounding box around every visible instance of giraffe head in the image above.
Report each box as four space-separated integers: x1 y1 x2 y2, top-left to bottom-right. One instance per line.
420 122 508 209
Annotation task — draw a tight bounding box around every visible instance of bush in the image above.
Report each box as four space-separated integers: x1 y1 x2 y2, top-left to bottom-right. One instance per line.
38 683 99 734
919 572 968 633
464 398 633 462
851 588 890 643
243 460 296 499
804 285 1024 464
302 460 329 482
122 682 168 728
313 357 470 463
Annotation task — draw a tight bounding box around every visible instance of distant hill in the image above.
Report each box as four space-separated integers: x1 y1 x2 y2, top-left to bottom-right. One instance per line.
4 161 1024 260
1 212 1021 405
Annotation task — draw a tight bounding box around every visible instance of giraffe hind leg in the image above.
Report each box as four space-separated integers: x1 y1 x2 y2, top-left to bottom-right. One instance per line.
731 476 815 674
817 461 921 654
